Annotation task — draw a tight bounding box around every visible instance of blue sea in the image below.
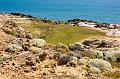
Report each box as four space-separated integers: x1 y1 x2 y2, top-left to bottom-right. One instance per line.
0 0 120 23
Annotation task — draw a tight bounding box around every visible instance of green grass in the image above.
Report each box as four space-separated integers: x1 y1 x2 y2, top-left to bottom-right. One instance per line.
104 71 120 78
23 22 106 45
111 62 120 68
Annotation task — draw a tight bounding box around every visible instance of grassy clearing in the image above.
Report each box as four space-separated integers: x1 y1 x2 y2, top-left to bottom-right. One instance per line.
23 22 106 45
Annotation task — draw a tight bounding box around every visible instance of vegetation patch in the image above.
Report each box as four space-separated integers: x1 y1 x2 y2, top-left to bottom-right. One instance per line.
104 71 120 78
23 22 106 45
111 62 120 68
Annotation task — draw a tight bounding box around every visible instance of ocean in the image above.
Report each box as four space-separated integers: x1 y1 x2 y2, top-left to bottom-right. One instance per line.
0 0 120 24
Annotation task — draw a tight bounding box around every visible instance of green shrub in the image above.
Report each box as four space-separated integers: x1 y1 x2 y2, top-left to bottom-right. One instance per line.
88 59 112 72
55 43 69 53
30 39 46 47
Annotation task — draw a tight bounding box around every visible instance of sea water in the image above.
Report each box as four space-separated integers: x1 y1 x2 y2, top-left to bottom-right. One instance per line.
0 0 120 23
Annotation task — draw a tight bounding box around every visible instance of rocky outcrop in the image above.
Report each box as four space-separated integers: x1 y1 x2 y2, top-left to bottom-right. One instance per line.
68 42 87 51
82 38 120 48
2 20 33 39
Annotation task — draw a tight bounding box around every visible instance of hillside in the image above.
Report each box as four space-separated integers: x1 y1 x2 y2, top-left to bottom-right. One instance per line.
0 13 106 45
0 13 120 79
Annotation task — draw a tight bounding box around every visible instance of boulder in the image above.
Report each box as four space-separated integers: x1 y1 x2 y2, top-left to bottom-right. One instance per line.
88 59 112 71
67 51 82 59
30 39 46 47
58 55 71 65
68 42 86 51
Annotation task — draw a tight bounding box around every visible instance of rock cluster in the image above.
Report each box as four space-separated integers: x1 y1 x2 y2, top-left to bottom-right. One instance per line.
82 38 120 48
0 19 88 79
2 20 33 39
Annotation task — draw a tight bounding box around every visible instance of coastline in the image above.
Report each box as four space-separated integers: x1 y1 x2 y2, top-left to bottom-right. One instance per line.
0 12 120 37
1 12 120 24
0 12 120 79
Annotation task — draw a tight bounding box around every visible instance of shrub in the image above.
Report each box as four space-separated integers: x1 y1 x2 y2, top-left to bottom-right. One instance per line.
30 39 46 47
88 59 112 72
104 50 120 62
5 44 23 53
89 67 101 74
55 43 69 53
78 57 90 65
29 46 43 54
